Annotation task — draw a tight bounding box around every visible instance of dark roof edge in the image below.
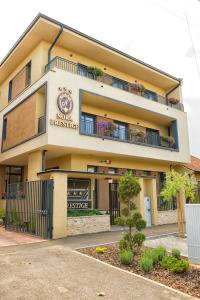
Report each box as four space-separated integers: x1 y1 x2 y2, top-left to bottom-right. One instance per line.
0 13 181 83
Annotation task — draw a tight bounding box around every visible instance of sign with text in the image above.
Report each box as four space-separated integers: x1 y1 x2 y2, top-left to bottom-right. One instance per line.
67 200 92 210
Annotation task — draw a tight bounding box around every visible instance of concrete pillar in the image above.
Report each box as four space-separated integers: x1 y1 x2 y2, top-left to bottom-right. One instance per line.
27 150 43 181
51 172 67 239
148 178 158 225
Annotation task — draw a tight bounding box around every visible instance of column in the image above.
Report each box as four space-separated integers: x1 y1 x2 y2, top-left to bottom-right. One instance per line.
27 150 43 181
51 172 67 239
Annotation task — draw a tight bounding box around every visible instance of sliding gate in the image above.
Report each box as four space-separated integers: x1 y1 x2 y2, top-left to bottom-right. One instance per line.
5 180 53 239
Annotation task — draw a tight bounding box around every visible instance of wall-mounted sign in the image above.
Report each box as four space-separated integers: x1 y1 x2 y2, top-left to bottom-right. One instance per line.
67 200 92 210
50 87 78 129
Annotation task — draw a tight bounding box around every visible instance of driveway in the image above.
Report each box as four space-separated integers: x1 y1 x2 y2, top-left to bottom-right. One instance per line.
0 242 193 300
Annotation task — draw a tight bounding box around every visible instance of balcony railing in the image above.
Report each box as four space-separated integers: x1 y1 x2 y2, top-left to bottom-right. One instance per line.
80 118 178 150
45 56 184 111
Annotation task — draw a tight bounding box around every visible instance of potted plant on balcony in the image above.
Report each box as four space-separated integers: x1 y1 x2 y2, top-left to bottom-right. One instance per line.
87 66 103 79
168 97 180 105
160 135 175 148
97 121 116 137
129 129 146 143
130 80 145 96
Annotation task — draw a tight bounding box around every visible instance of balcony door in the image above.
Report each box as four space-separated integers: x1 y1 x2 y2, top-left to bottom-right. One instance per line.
146 129 159 146
113 121 127 140
81 113 95 135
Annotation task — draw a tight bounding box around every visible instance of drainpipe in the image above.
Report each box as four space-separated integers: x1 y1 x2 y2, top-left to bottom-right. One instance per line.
166 79 182 103
48 26 64 63
42 150 47 172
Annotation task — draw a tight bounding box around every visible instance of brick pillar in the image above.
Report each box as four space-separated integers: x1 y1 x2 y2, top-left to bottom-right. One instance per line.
51 172 67 239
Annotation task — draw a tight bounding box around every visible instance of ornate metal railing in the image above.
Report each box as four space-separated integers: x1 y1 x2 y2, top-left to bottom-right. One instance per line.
45 57 184 111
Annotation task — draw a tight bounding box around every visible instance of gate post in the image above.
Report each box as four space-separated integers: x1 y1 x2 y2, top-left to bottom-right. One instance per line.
51 172 67 239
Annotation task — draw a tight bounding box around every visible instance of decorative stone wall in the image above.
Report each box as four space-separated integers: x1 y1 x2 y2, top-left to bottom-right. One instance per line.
157 210 177 225
67 215 111 236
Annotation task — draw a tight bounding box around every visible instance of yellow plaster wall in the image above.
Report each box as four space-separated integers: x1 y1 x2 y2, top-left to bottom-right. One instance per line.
27 150 43 180
82 104 169 136
51 45 166 96
0 41 48 111
45 155 71 170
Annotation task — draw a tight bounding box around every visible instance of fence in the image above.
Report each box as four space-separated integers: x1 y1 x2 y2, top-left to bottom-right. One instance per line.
5 180 53 239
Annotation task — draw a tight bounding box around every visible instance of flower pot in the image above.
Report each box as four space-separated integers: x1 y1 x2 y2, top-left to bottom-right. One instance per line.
168 98 180 105
160 140 170 148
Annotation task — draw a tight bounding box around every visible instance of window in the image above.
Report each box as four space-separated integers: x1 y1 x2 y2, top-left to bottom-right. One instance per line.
108 168 118 174
112 77 128 91
81 113 95 135
144 90 158 101
78 63 88 77
26 61 31 86
146 128 160 146
5 166 23 185
8 81 12 102
87 165 97 173
2 118 7 140
113 121 127 140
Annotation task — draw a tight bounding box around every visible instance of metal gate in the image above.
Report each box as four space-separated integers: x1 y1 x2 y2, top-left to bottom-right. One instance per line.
109 183 120 225
5 180 53 239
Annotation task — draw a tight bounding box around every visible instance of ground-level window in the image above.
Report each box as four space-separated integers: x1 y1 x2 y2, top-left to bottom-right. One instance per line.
5 166 23 192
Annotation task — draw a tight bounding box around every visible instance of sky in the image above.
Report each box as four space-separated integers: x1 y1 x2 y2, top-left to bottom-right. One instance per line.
0 0 200 156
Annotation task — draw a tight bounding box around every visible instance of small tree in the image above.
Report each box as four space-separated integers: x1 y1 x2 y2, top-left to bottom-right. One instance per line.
116 172 146 251
160 169 196 237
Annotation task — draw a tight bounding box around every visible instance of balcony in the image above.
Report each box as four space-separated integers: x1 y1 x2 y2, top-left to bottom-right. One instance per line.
80 116 178 151
45 56 184 111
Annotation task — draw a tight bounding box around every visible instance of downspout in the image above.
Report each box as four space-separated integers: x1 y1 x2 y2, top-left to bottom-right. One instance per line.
166 79 182 100
42 150 47 172
48 25 64 63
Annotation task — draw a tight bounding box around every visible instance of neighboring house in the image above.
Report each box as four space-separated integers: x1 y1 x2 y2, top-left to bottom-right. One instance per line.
183 155 200 185
0 14 190 238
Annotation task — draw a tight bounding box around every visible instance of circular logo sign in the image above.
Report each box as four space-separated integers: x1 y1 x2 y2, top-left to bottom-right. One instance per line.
57 92 73 115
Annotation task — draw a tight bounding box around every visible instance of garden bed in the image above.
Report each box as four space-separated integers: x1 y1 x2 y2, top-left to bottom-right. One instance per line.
79 244 200 298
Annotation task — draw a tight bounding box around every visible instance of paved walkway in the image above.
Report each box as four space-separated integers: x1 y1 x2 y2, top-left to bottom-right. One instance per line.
0 243 193 300
145 235 188 257
0 227 45 247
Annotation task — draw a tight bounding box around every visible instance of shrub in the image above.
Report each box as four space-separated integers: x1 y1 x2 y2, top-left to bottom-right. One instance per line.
119 250 133 265
67 209 102 217
140 256 153 272
155 246 166 261
0 209 5 219
96 247 107 254
135 219 146 231
172 248 181 260
119 239 130 252
132 232 145 246
143 249 159 265
160 256 189 273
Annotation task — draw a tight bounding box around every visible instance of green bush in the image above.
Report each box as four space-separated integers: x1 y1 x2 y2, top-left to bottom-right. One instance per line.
140 256 153 272
67 209 102 217
143 249 159 265
155 246 166 261
160 256 189 273
119 250 133 265
0 209 5 219
119 239 130 252
135 219 146 231
172 248 181 260
96 247 107 254
132 232 145 246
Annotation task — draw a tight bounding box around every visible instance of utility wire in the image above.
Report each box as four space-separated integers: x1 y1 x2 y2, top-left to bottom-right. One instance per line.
184 0 200 78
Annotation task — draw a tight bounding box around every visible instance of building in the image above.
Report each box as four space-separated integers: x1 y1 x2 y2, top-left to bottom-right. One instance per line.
0 14 190 238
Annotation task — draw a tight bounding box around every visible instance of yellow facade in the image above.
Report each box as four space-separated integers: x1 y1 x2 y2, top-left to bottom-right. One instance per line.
0 14 191 237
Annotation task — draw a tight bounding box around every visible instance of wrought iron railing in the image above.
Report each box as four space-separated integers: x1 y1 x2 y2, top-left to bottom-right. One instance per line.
157 196 177 211
45 56 184 111
80 118 177 150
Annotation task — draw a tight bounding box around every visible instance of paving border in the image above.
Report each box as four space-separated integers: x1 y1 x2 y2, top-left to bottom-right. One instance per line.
76 250 197 300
